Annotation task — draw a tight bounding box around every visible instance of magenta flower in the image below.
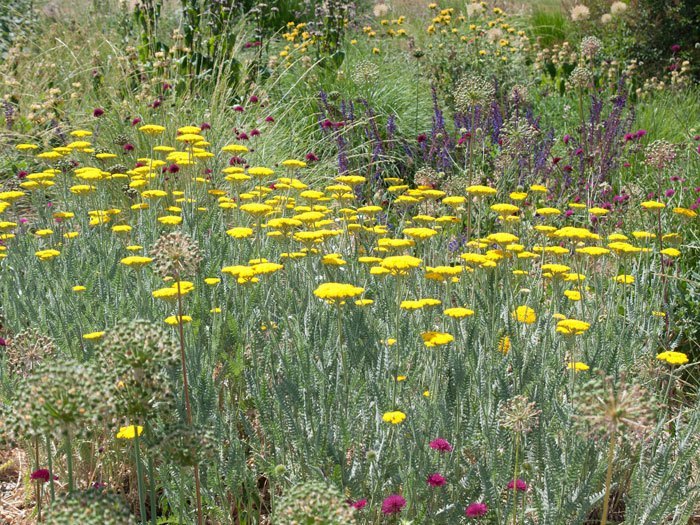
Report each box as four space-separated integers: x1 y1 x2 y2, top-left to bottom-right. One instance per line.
465 502 488 518
30 469 57 483
427 473 446 487
507 479 528 492
429 438 453 452
351 499 367 510
0 337 6 346
381 494 406 515
92 108 104 118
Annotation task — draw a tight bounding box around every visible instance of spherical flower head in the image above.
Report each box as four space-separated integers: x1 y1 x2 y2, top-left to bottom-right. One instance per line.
512 305 536 324
569 66 593 89
580 35 602 58
570 4 590 21
465 502 488 518
507 479 528 492
429 438 453 452
382 410 407 424
150 231 202 278
610 1 627 15
381 494 406 514
427 473 447 487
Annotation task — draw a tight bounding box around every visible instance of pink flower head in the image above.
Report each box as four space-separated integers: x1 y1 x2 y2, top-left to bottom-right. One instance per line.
265 116 275 123
427 473 446 487
465 502 488 518
233 104 244 112
249 95 259 103
131 117 142 126
30 469 57 483
305 152 319 162
93 108 104 118
0 337 6 346
200 122 211 130
351 498 367 510
429 438 453 452
250 128 260 137
382 494 406 515
507 479 528 492
123 143 134 152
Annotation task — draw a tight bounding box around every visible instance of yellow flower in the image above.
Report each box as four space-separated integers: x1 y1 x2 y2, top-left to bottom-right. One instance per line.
641 201 665 210
355 299 374 306
138 124 166 135
116 425 144 439
83 331 105 340
379 255 422 275
443 307 474 318
72 285 87 292
564 290 581 301
204 278 221 285
466 184 497 197
281 159 307 169
164 315 193 325
226 227 254 239
382 411 406 424
421 331 454 347
576 246 610 256
35 249 60 261
660 248 681 257
222 144 249 153
403 227 438 240
240 203 274 217
248 166 275 177
567 362 589 372
656 351 688 366
614 274 634 285
158 215 183 225
512 305 536 324
120 256 153 267
556 319 590 335
314 282 365 303
486 232 519 245
673 207 697 218
498 335 511 354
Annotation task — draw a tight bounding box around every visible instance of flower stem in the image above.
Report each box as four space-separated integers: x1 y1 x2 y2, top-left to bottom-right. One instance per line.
134 430 147 524
600 431 617 525
45 434 55 501
175 274 203 525
511 434 520 525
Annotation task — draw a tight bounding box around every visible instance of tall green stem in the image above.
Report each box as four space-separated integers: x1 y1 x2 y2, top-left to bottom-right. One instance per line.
600 431 617 525
134 430 147 524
